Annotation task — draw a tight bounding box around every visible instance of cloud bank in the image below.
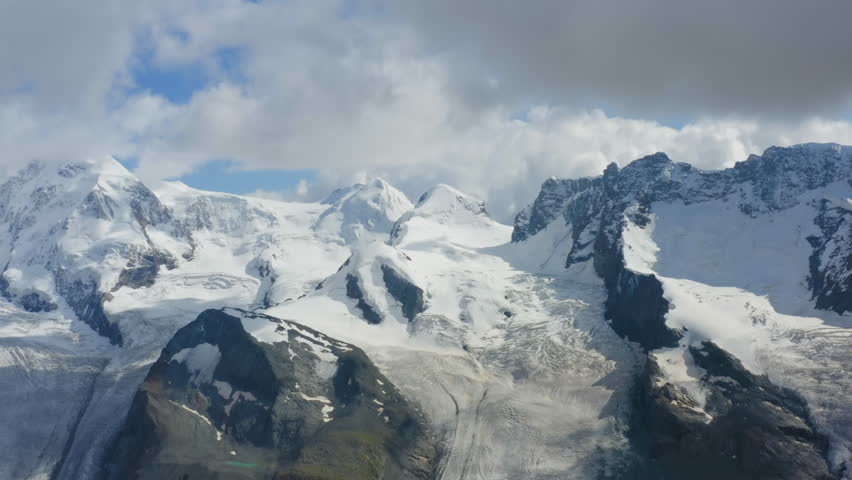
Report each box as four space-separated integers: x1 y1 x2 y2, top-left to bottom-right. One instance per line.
1 0 851 219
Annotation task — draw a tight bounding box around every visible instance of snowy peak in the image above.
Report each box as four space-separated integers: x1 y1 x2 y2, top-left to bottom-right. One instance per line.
0 158 187 344
390 184 509 248
0 157 170 234
154 180 283 235
413 184 487 216
314 178 413 242
509 143 852 357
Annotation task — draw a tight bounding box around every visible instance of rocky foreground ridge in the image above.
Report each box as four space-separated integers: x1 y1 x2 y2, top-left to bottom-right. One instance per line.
101 308 437 480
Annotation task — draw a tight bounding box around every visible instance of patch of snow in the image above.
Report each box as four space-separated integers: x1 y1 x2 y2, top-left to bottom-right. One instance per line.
224 391 257 416
651 347 711 421
321 405 335 423
621 214 659 274
213 380 233 399
300 392 334 423
312 349 339 380
237 312 290 345
650 198 822 317
169 401 222 441
299 393 331 403
170 343 221 385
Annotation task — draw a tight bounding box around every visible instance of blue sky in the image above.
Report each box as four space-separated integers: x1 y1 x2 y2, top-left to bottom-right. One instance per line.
172 160 316 194
127 44 315 194
119 154 314 195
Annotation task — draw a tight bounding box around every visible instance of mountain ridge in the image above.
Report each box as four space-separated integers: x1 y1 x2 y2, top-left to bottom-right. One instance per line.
510 142 852 478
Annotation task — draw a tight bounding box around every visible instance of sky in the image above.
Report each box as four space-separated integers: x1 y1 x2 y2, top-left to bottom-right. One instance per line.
2 0 852 220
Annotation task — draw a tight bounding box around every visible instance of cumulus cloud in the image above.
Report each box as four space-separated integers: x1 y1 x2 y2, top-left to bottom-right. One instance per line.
1 0 852 221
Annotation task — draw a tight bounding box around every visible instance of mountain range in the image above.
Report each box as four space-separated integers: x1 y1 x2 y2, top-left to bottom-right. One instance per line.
0 143 850 479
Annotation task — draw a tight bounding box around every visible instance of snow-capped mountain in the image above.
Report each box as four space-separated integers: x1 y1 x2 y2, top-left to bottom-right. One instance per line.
0 160 395 479
512 142 852 478
0 158 186 344
0 144 850 480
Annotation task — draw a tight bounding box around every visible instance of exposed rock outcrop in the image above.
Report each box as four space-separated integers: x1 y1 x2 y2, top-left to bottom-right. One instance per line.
380 264 425 322
101 308 437 480
603 270 679 351
634 342 835 480
346 273 383 324
808 197 852 314
54 272 123 346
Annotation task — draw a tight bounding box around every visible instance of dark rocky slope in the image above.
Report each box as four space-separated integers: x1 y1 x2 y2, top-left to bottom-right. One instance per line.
635 342 835 480
808 198 852 314
100 308 437 480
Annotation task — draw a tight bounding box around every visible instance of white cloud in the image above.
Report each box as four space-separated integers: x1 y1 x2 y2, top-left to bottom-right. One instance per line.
2 0 852 223
296 179 310 197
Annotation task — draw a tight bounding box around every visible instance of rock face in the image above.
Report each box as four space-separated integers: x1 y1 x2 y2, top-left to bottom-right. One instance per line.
113 249 178 291
380 265 425 322
317 242 426 325
346 273 383 324
636 342 835 480
808 198 852 314
101 308 437 480
603 270 678 351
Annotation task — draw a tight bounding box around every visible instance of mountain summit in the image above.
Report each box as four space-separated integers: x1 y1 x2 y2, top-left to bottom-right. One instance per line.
315 178 413 242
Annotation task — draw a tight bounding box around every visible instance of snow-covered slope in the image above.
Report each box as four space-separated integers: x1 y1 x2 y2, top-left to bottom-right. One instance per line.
389 184 503 248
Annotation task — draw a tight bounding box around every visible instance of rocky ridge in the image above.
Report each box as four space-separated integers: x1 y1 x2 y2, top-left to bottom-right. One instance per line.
512 143 852 478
